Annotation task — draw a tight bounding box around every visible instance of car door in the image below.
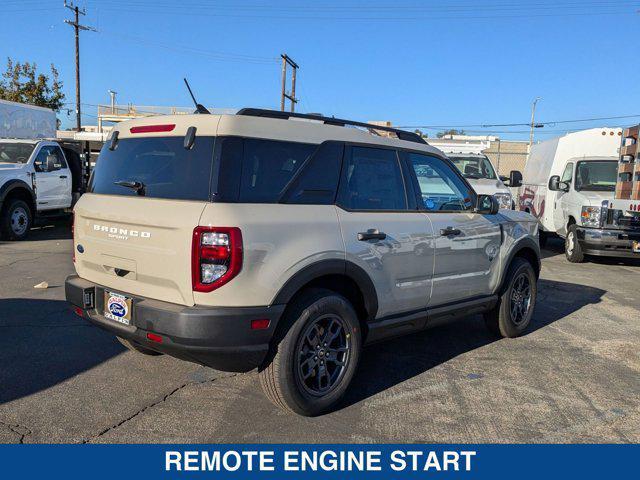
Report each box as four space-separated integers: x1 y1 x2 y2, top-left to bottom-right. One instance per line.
404 152 502 306
553 162 573 235
335 145 434 319
33 144 72 210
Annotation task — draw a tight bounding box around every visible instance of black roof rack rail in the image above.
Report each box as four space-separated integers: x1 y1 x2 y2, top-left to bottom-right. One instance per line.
236 108 428 145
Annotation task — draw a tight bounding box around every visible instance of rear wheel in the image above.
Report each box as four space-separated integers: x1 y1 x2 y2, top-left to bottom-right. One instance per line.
259 288 361 416
565 224 584 263
0 199 32 241
116 336 163 356
484 257 537 338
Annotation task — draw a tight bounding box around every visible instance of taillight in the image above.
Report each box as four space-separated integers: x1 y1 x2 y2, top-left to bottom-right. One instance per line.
192 227 242 292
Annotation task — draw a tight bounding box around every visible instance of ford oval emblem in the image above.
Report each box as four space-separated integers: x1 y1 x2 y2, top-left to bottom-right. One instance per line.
77 244 85 254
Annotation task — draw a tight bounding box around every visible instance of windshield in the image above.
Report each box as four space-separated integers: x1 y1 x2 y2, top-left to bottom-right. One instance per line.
575 160 617 192
448 155 497 180
0 142 36 164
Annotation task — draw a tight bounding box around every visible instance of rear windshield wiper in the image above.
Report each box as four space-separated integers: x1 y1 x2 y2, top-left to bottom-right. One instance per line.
114 180 146 196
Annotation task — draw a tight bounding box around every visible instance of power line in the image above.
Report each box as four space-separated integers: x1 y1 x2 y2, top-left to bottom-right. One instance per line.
398 113 640 129
96 30 278 65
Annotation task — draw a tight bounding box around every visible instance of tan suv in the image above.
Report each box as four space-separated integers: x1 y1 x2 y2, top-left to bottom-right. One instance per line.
66 109 541 416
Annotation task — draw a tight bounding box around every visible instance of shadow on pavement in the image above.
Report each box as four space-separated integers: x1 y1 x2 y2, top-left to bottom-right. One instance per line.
0 298 124 404
340 278 606 410
540 236 564 259
0 219 72 245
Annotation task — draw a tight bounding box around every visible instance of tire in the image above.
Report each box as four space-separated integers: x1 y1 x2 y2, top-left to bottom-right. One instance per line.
0 199 32 241
259 288 362 416
116 336 163 356
565 224 584 263
484 257 537 338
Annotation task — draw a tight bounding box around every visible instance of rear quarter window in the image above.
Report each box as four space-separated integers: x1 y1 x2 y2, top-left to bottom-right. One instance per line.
89 136 215 201
214 137 317 203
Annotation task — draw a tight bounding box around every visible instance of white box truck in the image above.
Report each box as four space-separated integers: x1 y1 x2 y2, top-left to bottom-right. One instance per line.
0 99 86 240
518 127 640 262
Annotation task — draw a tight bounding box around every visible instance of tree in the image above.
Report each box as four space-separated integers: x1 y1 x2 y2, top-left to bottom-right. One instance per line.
0 58 65 112
437 129 465 138
414 129 428 138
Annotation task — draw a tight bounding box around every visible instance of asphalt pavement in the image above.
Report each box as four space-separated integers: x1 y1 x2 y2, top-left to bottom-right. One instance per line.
0 222 638 443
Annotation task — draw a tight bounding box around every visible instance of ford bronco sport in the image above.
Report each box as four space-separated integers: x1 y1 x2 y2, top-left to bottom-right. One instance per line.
66 108 540 416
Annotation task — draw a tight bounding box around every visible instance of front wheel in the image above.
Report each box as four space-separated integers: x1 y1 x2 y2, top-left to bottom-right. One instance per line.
259 289 361 416
0 199 32 241
565 224 584 263
484 257 537 338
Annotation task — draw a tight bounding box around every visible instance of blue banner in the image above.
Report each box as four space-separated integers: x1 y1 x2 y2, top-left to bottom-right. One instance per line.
0 444 636 478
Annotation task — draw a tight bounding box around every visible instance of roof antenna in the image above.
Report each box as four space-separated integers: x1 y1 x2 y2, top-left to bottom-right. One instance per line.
183 78 210 114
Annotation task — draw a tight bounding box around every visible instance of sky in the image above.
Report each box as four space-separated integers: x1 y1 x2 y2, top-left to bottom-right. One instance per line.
2 0 640 141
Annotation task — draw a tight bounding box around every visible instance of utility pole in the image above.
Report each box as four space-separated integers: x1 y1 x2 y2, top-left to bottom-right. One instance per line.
529 97 541 149
64 1 95 132
280 54 299 112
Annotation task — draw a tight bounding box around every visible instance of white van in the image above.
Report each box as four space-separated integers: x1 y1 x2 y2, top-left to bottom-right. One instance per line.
518 127 640 262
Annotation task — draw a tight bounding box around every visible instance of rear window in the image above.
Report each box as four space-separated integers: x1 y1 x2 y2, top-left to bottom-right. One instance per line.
89 136 215 201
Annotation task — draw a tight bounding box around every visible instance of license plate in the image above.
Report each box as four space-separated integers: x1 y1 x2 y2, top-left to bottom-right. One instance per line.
633 241 640 253
104 291 132 325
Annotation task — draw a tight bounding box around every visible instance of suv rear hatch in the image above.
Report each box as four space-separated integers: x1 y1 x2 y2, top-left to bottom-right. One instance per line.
73 129 217 306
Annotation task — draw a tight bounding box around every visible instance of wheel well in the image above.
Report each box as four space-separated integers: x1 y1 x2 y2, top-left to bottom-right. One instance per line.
2 188 35 217
286 274 370 336
512 247 540 279
567 216 576 228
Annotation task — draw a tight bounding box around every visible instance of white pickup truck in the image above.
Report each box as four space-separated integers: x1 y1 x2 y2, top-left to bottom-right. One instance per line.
0 138 82 240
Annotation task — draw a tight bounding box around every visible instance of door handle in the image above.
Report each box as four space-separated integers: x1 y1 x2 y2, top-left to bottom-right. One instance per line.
440 227 462 236
357 229 387 241
59 175 67 179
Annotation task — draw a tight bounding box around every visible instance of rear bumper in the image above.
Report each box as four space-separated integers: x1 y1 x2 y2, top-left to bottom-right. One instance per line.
576 227 640 258
65 275 285 372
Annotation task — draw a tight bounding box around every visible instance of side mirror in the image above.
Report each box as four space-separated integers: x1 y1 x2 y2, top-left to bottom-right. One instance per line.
45 154 59 172
499 175 509 183
509 170 523 188
477 194 500 215
549 175 569 192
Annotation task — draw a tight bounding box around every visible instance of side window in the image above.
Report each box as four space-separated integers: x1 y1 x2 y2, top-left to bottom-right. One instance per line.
283 142 344 205
408 153 474 211
337 146 407 211
560 162 573 184
238 139 316 203
34 146 67 172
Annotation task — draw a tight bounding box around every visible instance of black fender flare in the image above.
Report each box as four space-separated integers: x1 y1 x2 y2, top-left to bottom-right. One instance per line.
271 259 379 320
498 237 541 293
0 179 36 213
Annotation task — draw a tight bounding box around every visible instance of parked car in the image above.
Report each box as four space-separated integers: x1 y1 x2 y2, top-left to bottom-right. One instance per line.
66 109 541 416
519 127 640 262
446 153 521 209
0 138 84 240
